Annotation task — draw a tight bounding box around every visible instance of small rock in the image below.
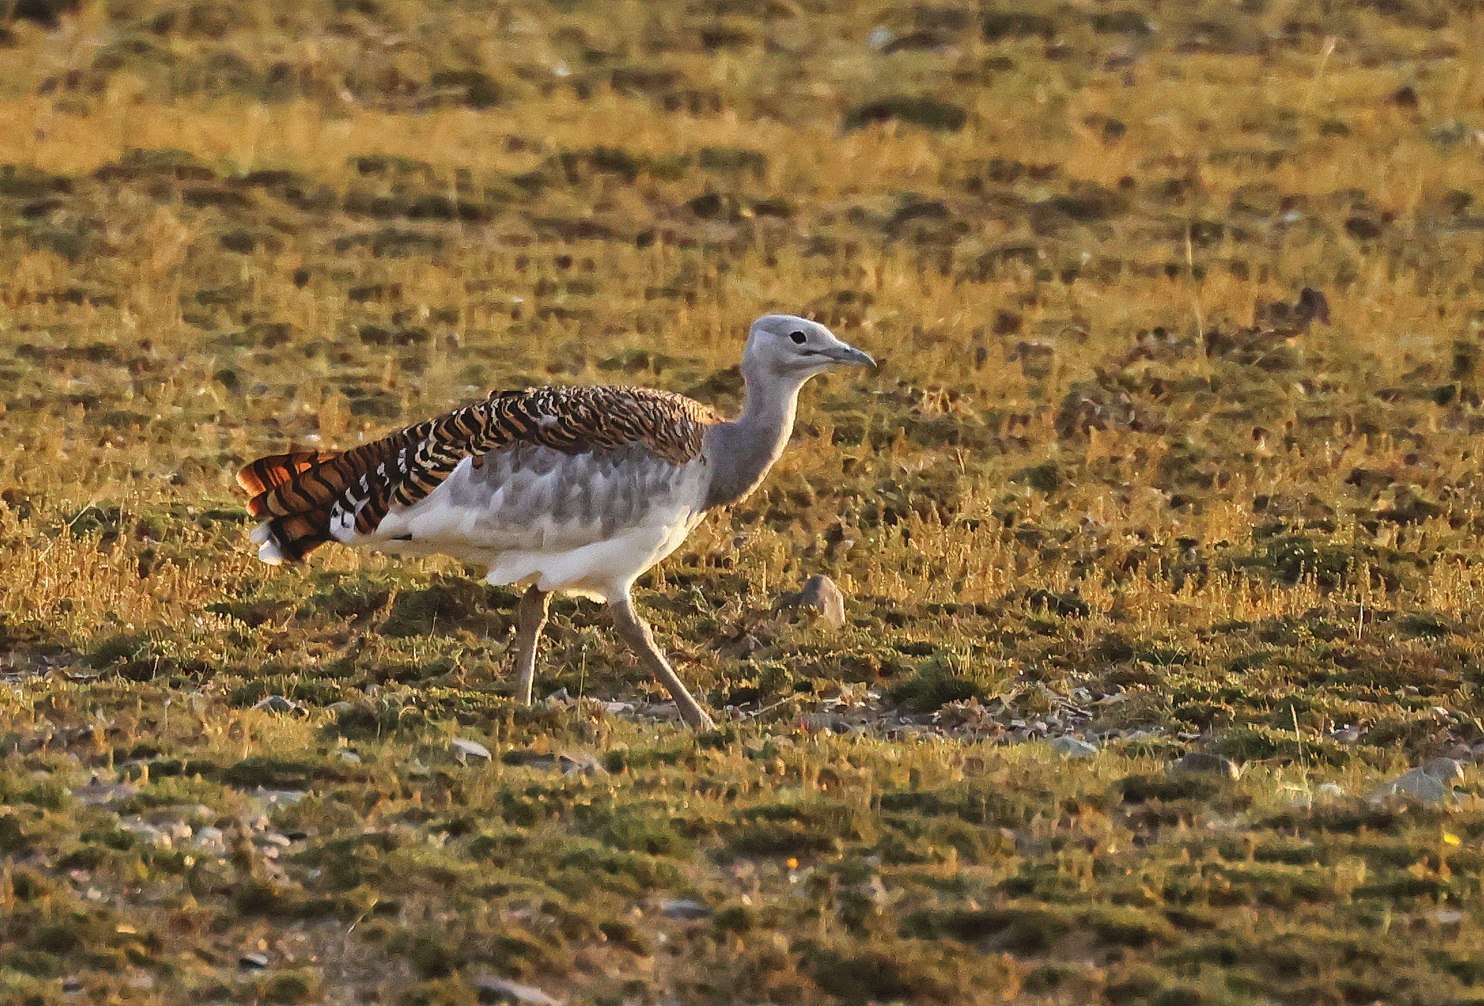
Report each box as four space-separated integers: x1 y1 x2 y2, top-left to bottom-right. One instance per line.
248 788 308 808
74 779 140 807
660 898 712 920
239 952 270 971
1168 752 1239 780
1051 736 1099 758
119 819 169 847
1370 767 1453 805
775 574 846 628
336 749 362 765
1316 782 1346 800
452 738 492 760
161 820 193 843
473 974 562 1006
558 753 603 776
1423 757 1465 782
252 695 299 714
638 701 683 723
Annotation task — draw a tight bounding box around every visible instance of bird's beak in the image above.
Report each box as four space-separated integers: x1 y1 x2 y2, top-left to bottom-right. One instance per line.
823 342 876 368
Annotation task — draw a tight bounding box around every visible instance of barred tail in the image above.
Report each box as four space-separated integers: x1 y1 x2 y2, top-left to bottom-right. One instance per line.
236 450 343 564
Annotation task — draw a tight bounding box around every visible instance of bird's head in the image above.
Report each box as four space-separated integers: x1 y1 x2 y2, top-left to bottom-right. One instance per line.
742 314 875 382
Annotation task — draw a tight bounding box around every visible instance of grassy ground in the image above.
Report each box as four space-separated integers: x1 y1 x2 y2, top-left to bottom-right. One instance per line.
2 0 1484 1002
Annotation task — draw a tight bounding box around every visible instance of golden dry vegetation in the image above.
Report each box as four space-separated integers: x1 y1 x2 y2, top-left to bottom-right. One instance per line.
2 0 1484 1003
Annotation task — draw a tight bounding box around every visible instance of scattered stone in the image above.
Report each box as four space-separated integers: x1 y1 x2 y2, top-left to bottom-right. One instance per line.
452 738 492 760
1168 752 1239 780
119 819 169 847
558 753 604 777
473 974 562 1005
1368 767 1453 805
638 701 684 723
74 779 139 807
1051 736 1099 758
252 695 300 714
238 952 270 971
246 788 309 809
775 574 846 627
161 819 193 843
336 749 362 765
1316 782 1347 800
660 898 712 920
1423 757 1465 782
799 712 846 732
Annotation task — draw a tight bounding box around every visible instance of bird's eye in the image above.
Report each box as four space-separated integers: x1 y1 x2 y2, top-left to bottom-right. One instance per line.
789 331 807 345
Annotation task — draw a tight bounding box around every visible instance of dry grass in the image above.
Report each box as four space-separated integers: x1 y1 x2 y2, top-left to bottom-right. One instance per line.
2 0 1484 1003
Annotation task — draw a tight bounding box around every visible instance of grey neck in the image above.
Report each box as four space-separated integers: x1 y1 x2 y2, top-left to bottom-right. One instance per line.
702 362 809 509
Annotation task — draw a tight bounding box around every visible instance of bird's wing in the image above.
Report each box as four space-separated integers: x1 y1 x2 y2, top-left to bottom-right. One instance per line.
238 386 721 563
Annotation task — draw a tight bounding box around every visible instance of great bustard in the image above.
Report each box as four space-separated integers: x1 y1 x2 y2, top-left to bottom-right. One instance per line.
238 314 874 730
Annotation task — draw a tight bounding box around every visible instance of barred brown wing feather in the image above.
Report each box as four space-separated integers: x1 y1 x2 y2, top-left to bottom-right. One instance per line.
240 386 720 563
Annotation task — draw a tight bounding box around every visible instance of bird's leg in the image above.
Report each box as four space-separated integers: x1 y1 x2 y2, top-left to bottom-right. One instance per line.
609 593 716 731
511 585 550 706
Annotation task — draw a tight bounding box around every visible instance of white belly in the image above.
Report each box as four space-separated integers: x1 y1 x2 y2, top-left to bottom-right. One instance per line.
483 512 701 600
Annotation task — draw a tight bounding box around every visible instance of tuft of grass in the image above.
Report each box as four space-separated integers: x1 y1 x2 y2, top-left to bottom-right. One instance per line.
888 651 1010 712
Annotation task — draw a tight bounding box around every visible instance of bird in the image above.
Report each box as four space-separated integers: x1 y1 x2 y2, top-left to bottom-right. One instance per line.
237 314 875 730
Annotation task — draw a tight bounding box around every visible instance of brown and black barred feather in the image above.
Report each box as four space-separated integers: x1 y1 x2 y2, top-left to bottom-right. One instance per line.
237 386 721 563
